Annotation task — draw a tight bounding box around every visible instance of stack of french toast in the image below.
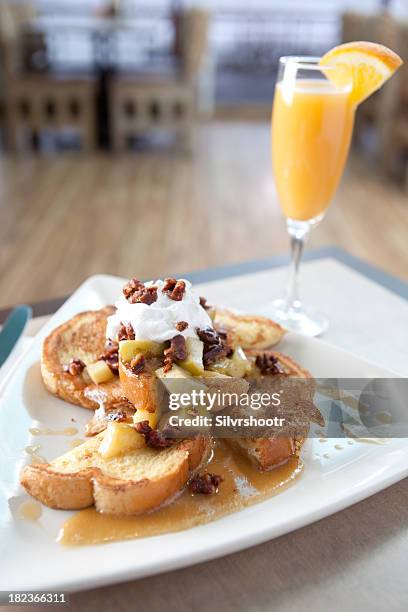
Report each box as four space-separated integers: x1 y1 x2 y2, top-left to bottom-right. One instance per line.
20 276 317 516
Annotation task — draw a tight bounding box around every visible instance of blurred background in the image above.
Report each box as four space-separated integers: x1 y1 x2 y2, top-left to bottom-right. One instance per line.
0 0 407 310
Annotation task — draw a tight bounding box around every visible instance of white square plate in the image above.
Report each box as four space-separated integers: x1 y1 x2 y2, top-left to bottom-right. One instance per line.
1 274 407 593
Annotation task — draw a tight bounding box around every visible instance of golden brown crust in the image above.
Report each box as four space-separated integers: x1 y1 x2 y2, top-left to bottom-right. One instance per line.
20 434 212 515
41 307 124 410
227 349 314 471
245 349 313 379
20 466 95 510
228 437 298 471
118 358 158 413
214 308 285 349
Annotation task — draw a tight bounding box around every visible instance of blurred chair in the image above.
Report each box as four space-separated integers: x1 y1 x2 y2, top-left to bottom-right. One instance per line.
342 12 378 132
109 8 210 151
377 21 408 189
342 11 399 143
0 0 96 152
343 12 408 189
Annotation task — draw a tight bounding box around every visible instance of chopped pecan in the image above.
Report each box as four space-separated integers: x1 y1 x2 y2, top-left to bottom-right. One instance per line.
130 353 146 374
64 358 85 376
175 321 188 332
135 420 175 448
255 353 284 375
189 472 223 495
202 345 226 365
123 278 158 305
123 278 144 300
118 325 127 342
196 327 232 366
163 359 172 374
163 278 177 292
216 329 234 358
196 327 219 345
162 278 186 301
163 335 187 372
99 340 119 374
199 296 209 310
118 323 135 341
129 286 158 305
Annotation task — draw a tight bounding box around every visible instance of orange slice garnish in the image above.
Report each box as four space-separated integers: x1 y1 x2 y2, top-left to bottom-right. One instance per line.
319 41 403 105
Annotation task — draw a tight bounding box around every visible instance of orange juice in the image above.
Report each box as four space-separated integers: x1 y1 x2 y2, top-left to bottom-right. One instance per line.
272 79 354 221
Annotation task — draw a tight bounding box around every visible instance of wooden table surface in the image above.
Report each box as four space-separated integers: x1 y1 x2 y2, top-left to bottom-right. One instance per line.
3 250 408 612
1 122 408 312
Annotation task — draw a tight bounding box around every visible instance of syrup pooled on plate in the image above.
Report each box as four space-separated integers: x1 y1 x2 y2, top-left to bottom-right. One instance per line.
29 427 79 436
59 441 303 546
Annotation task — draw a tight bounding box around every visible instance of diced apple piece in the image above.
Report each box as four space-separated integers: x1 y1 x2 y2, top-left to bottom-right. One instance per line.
86 360 114 384
207 348 252 378
228 347 252 377
207 358 232 376
178 338 204 376
133 408 159 429
201 370 230 379
156 364 207 395
119 339 164 362
99 422 145 458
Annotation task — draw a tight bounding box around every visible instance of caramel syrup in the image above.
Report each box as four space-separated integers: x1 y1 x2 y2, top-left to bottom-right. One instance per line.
58 441 302 546
18 500 42 521
25 444 46 465
29 427 78 436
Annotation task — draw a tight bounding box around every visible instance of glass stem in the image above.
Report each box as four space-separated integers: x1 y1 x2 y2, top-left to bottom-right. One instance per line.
285 219 311 310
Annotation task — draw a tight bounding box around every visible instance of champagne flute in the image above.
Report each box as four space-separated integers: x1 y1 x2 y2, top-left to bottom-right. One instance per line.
268 56 354 336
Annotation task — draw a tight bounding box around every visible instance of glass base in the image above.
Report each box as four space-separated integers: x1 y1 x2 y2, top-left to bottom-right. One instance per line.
260 299 328 337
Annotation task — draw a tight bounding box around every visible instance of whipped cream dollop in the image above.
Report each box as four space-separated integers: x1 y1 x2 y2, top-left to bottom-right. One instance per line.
106 279 213 343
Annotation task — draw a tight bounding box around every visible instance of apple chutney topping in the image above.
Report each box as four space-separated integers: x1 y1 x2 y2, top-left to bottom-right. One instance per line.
162 278 186 301
123 278 158 305
63 358 85 376
189 472 223 495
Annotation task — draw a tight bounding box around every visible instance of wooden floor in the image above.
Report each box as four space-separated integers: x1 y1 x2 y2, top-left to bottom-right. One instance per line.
1 119 408 310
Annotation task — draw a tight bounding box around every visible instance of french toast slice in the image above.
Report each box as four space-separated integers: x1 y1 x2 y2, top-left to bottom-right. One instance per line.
41 305 277 412
214 308 285 349
41 307 124 411
20 434 211 515
226 349 319 471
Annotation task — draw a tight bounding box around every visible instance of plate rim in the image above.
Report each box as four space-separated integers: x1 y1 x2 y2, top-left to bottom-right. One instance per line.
1 272 407 593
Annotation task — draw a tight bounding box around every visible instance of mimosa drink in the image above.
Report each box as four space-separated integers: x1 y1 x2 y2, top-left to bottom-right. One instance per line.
272 80 354 221
265 46 402 336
